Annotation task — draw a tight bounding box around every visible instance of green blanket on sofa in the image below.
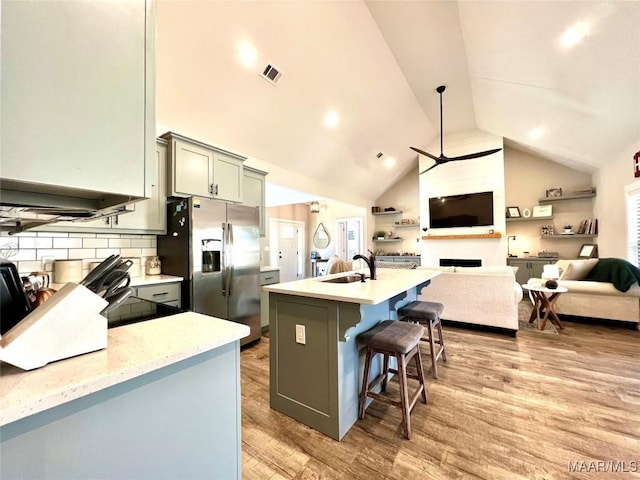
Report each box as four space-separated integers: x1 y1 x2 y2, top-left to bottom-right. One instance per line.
583 258 640 292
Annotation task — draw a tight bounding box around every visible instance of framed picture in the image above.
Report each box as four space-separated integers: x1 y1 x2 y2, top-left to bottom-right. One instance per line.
546 187 563 198
506 206 521 218
532 205 553 217
578 244 598 258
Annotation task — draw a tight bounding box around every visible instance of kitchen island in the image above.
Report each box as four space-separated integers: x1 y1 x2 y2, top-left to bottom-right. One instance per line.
0 313 248 480
263 268 440 440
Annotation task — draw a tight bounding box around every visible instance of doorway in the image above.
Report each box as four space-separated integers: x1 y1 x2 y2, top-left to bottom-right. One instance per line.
269 219 305 282
336 218 363 261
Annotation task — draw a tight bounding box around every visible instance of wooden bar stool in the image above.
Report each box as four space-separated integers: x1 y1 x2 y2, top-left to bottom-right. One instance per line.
398 301 447 379
357 320 427 439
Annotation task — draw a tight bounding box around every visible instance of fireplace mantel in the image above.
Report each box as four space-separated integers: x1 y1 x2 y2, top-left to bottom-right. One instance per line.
421 233 502 240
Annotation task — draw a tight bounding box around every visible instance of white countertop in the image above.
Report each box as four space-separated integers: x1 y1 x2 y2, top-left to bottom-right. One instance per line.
51 274 183 291
0 312 248 426
260 266 280 272
262 268 441 305
130 274 183 287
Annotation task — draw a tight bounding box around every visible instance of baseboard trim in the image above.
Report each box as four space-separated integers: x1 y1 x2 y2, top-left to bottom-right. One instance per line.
557 314 638 330
441 319 518 337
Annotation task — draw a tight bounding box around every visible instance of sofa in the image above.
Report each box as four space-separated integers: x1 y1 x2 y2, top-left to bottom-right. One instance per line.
527 258 640 328
412 266 523 333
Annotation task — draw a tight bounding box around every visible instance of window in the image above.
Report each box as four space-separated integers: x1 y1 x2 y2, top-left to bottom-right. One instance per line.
626 182 640 267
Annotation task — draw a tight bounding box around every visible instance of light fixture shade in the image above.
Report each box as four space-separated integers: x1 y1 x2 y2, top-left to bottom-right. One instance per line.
310 201 320 213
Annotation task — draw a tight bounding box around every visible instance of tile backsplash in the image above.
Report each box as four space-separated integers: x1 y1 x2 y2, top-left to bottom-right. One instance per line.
0 231 158 278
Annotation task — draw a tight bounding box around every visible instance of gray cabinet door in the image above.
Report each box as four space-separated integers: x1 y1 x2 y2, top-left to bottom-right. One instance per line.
243 168 267 236
213 153 244 203
172 139 214 198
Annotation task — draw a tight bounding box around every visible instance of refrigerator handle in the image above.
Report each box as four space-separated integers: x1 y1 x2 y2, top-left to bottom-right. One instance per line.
228 223 234 296
222 222 230 296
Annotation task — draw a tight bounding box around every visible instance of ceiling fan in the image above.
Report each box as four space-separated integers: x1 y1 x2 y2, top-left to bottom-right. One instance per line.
411 85 502 174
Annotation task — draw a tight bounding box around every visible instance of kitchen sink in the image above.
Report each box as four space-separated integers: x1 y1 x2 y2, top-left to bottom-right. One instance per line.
321 274 368 284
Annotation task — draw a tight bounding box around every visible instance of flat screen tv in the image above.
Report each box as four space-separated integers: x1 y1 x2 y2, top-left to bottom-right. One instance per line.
428 191 494 229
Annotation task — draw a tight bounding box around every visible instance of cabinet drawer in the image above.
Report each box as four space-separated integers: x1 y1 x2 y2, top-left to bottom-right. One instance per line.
136 283 181 303
260 271 280 285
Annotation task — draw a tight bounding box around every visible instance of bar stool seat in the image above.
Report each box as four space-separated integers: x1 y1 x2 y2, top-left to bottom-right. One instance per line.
357 320 427 439
398 301 447 379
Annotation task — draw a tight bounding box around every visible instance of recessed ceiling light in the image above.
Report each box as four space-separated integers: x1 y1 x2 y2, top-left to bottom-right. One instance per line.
529 126 546 139
383 157 396 169
560 22 590 48
324 111 339 128
238 42 257 68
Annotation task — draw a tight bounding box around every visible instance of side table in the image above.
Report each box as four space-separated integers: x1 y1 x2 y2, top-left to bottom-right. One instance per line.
522 284 568 331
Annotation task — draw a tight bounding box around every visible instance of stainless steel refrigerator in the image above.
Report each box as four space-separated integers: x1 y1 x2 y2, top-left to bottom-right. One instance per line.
158 197 261 345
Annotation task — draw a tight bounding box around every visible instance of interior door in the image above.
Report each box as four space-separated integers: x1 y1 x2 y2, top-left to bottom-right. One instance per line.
272 220 302 282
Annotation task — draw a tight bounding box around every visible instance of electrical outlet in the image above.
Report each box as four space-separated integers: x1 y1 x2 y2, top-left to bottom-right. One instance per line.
41 256 55 272
295 324 306 345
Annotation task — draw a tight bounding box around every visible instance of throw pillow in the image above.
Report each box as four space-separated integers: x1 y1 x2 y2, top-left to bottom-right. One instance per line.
559 259 599 280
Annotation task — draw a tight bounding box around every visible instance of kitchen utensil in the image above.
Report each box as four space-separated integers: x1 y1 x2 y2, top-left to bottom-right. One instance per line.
124 258 141 277
96 270 131 298
79 254 121 288
100 286 135 316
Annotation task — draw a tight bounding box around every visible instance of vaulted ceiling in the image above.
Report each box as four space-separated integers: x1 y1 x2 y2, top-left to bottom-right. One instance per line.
156 1 640 205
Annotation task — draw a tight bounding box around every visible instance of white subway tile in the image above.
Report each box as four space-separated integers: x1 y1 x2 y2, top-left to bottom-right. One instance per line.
109 239 131 248
18 237 53 249
149 237 157 247
131 238 152 248
69 233 97 238
16 260 45 274
141 248 158 257
12 249 37 261
96 248 120 258
53 237 83 249
120 248 143 258
121 234 143 239
83 238 109 248
97 233 121 239
37 232 68 237
68 248 97 259
36 249 68 260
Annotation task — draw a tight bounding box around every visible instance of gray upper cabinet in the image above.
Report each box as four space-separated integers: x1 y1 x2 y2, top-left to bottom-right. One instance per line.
37 139 168 234
243 167 268 236
162 132 245 203
1 0 155 208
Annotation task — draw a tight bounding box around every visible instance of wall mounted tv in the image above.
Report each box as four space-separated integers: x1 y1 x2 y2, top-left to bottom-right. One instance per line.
428 191 494 229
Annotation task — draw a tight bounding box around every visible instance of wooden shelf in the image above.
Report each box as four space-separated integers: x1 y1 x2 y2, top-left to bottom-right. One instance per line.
393 224 419 228
373 238 403 242
541 234 597 239
373 210 402 216
421 233 502 240
538 192 596 203
506 216 553 222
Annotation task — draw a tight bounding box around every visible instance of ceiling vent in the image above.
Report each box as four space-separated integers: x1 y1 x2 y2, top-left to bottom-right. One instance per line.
260 64 283 86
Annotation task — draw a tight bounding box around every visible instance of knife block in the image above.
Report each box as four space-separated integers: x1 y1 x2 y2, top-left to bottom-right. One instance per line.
0 283 108 370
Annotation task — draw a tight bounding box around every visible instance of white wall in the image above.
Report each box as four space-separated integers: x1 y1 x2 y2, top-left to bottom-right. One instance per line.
594 140 640 258
373 167 421 256
419 130 505 266
504 146 593 259
265 201 367 276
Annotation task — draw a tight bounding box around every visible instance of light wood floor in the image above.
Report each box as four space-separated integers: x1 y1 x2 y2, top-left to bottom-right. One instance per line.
240 313 640 480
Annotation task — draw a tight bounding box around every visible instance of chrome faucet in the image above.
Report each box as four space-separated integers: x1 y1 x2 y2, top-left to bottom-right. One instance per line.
353 250 376 280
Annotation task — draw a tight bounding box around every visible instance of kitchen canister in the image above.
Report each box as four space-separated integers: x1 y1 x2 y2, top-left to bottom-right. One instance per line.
53 259 83 283
124 257 141 278
146 256 161 275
